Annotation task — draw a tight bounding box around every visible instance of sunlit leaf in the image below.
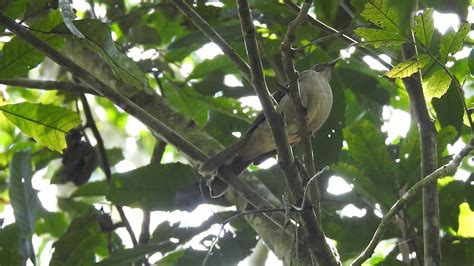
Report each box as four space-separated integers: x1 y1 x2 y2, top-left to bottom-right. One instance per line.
360 0 400 31
457 202 474 237
0 103 81 152
354 28 406 48
425 70 452 100
439 22 470 63
385 54 430 78
413 8 434 48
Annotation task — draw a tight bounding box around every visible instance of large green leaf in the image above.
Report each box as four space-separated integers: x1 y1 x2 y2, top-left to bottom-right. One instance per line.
50 208 106 266
360 0 400 31
354 28 406 48
432 85 464 132
0 11 63 79
385 54 430 78
8 150 38 264
0 224 23 265
424 70 452 100
412 8 434 49
439 22 470 64
0 102 81 152
107 163 200 211
343 119 398 197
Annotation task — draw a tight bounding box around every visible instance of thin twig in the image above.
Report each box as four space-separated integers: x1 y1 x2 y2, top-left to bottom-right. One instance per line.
0 12 316 260
282 0 394 69
236 1 339 265
281 0 315 178
202 207 288 266
173 0 252 82
352 135 473 266
79 94 139 247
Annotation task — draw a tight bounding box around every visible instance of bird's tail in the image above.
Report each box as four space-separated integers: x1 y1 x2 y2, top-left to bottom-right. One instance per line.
199 138 248 175
199 138 253 198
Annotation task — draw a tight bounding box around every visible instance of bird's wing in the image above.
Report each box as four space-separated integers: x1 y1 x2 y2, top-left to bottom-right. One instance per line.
243 83 289 136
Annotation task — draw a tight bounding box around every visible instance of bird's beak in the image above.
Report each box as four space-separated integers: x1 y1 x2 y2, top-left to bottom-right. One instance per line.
327 57 340 69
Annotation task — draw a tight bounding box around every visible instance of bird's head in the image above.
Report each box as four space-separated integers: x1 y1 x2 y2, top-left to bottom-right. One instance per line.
312 58 339 80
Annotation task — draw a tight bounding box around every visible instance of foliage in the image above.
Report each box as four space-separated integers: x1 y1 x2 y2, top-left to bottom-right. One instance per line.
0 0 472 265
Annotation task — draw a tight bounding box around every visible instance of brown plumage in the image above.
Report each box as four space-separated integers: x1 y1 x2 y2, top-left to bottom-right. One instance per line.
199 60 337 197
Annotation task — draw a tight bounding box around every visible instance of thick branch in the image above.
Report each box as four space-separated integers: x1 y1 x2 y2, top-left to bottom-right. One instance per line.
0 13 308 261
352 135 473 265
236 1 339 265
403 42 441 265
173 0 252 82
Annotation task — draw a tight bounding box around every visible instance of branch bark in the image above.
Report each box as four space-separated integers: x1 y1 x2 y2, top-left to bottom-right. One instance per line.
0 12 310 263
236 1 339 265
173 0 252 82
0 78 97 95
402 41 441 265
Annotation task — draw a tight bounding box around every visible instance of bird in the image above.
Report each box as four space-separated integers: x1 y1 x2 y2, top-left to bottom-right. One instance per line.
199 59 338 197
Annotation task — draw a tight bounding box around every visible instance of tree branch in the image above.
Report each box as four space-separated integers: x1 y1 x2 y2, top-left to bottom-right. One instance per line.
352 135 473 265
173 0 252 82
79 94 138 247
282 0 394 69
0 13 309 262
402 41 440 265
236 1 339 265
280 1 324 223
0 78 98 95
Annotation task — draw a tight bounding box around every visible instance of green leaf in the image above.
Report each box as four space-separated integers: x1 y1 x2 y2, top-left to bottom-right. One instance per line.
0 103 81 152
50 208 105 266
436 125 457 160
0 0 27 33
412 8 434 48
439 22 470 64
0 224 23 265
432 86 464 132
343 119 398 195
96 244 166 266
107 163 200 211
468 49 474 75
385 54 430 78
58 0 85 39
36 210 68 237
54 19 149 95
70 181 108 198
188 55 233 80
8 150 38 264
360 0 400 31
424 70 452 100
0 11 63 79
399 124 420 185
354 28 406 48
